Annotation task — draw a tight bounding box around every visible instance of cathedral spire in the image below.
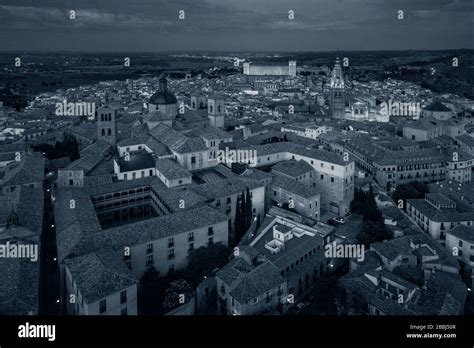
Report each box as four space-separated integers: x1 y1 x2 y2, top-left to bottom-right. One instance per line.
330 57 344 89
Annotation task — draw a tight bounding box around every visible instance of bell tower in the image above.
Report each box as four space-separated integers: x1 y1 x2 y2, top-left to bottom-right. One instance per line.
97 106 117 145
208 94 225 128
330 57 345 119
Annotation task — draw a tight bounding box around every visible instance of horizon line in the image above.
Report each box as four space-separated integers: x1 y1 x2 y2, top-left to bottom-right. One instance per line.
0 48 473 55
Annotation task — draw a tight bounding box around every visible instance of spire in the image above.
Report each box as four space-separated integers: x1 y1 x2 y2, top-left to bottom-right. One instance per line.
330 57 344 89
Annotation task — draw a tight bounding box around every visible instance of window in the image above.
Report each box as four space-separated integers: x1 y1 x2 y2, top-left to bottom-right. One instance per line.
168 237 174 248
188 232 194 242
146 254 153 266
146 243 153 254
320 174 324 180
120 290 127 304
188 243 194 252
99 299 107 314
459 240 463 247
208 227 214 236
208 237 214 245
191 156 196 164
168 249 175 260
331 177 334 183
265 291 271 303
149 169 153 176
121 307 127 316
253 298 258 304
227 197 231 204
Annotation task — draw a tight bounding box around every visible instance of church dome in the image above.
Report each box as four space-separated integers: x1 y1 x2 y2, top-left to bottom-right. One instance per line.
149 77 177 105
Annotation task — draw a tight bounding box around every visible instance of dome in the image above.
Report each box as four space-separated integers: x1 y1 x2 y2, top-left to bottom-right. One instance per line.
149 77 177 105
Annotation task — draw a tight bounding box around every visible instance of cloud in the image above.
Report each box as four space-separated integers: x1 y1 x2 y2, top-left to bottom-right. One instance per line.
0 0 471 51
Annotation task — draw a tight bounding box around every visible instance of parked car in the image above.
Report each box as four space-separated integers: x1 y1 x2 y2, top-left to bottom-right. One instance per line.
327 217 344 226
297 302 307 309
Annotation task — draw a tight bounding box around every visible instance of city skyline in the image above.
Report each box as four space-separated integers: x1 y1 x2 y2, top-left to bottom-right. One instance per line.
0 1 472 345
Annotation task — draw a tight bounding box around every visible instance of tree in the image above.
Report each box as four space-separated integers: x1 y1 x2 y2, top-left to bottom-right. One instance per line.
356 220 393 246
234 191 244 243
139 266 163 314
185 243 230 285
162 279 194 310
350 188 366 214
245 186 253 229
362 186 382 222
351 186 393 246
234 188 253 244
141 266 161 282
393 181 429 211
241 190 248 238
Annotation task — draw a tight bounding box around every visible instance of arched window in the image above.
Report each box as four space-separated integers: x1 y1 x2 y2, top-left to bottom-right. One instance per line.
108 129 112 136
101 129 105 136
218 105 221 113
209 105 213 114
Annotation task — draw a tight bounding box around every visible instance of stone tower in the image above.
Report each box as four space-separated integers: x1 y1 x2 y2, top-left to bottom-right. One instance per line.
288 60 297 77
191 94 207 110
207 94 225 128
97 106 117 145
330 58 345 119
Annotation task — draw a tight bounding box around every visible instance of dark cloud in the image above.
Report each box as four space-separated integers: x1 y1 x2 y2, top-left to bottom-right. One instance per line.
0 0 471 51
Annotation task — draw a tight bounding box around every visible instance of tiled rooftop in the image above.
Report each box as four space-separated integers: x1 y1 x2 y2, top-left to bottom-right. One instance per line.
271 173 319 199
272 159 314 178
64 247 137 305
155 158 191 180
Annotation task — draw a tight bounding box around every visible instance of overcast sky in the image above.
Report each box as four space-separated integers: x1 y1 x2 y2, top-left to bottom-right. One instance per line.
0 0 472 52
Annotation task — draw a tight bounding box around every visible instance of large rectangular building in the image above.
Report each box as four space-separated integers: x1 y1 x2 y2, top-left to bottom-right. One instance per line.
243 61 296 77
54 183 230 315
233 142 354 215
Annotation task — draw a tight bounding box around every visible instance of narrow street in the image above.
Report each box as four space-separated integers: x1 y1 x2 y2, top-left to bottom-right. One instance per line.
38 177 61 315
